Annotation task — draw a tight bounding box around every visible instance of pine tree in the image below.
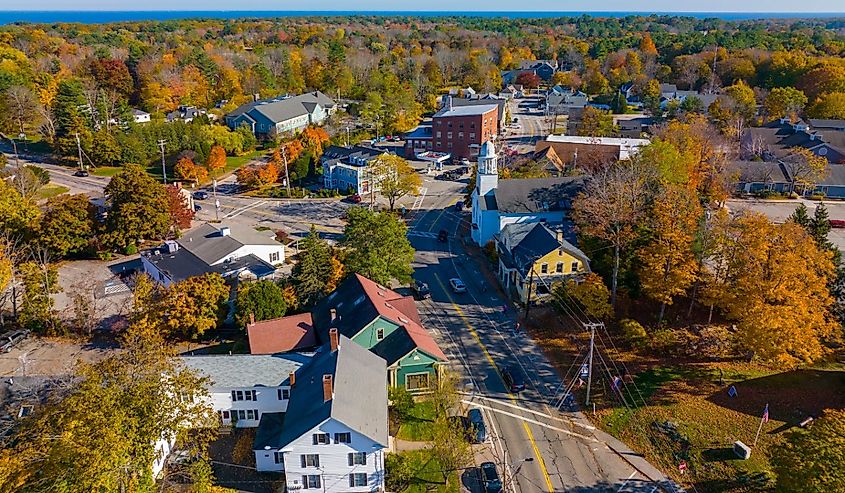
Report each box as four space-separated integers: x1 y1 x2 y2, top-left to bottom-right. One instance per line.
788 203 811 228
810 203 833 249
292 225 334 307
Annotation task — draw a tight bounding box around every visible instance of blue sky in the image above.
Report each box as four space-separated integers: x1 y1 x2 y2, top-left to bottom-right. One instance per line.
7 0 845 12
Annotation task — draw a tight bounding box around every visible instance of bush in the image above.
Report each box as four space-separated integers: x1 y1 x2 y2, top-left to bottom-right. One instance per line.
124 244 138 255
650 328 681 354
483 241 498 263
620 319 647 348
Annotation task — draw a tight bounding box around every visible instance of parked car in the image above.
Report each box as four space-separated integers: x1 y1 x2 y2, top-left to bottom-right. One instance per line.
194 204 202 211
454 201 464 212
73 170 89 177
460 157 471 166
466 408 487 443
480 462 502 493
449 278 467 293
436 171 459 181
438 229 448 242
1 330 30 353
502 366 526 393
347 193 363 203
456 166 469 175
411 279 431 300
192 191 209 200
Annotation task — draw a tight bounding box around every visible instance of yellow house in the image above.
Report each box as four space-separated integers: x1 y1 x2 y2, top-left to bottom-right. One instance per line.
495 222 590 303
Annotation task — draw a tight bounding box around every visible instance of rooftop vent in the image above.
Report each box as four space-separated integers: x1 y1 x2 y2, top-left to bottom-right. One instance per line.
220 227 231 237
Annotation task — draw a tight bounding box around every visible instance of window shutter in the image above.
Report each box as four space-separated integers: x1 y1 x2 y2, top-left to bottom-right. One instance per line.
231 390 236 400
300 454 306 468
363 453 367 465
348 453 353 466
312 434 317 445
301 476 308 489
349 474 355 487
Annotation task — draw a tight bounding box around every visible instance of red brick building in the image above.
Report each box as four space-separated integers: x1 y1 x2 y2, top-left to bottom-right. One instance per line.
431 100 499 159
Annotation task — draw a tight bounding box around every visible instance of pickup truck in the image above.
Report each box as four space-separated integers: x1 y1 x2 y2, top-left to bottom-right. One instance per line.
1 330 30 353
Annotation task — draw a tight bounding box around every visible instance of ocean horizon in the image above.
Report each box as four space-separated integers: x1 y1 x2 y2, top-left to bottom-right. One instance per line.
0 10 843 25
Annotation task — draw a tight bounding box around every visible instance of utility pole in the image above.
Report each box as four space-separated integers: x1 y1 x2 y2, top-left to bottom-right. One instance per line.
584 322 602 407
524 267 535 319
75 133 84 172
157 139 167 184
281 146 291 198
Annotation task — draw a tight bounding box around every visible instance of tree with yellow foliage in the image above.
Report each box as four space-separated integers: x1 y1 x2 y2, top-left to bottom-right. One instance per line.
553 273 613 320
174 156 209 186
638 186 701 323
369 154 422 211
639 33 658 57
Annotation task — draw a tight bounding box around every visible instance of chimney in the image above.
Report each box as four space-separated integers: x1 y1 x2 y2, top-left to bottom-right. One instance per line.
289 371 296 388
446 96 453 111
329 328 339 352
249 313 255 325
220 226 231 237
556 230 564 243
330 308 337 322
323 374 333 402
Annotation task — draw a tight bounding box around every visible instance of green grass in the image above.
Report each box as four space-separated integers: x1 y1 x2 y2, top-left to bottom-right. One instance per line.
35 184 69 200
224 149 263 175
396 401 437 441
90 166 124 177
592 362 845 492
387 450 460 493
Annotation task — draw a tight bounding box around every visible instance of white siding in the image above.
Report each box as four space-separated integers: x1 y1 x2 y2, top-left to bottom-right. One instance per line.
216 244 285 266
258 418 386 492
208 386 291 428
141 255 174 287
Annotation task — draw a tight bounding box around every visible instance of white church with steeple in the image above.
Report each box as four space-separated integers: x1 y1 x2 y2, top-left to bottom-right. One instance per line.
470 140 587 247
471 141 500 246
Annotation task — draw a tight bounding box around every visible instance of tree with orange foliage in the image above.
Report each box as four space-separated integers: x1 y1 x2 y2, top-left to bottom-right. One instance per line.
166 185 195 232
206 145 227 179
299 126 330 158
282 139 304 164
256 161 280 186
174 156 209 186
639 33 658 57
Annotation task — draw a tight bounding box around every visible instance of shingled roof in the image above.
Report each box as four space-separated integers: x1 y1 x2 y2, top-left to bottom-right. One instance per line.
493 176 585 214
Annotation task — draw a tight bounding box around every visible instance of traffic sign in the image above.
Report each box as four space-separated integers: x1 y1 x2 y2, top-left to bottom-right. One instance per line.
679 461 687 474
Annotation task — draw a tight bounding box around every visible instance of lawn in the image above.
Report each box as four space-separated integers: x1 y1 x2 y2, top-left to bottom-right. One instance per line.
386 450 460 493
90 166 124 177
590 362 845 492
35 183 69 200
396 401 437 442
224 149 263 175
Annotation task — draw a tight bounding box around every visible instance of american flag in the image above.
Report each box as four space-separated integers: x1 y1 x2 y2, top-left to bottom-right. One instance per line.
762 404 769 423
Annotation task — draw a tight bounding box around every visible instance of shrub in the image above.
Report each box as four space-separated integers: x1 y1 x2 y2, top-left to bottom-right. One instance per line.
650 328 681 353
483 241 498 263
620 319 647 348
124 244 138 255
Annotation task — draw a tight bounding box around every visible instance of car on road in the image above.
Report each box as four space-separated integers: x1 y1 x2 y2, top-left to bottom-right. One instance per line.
411 279 431 300
466 408 487 443
480 462 502 493
192 191 209 200
456 166 469 175
73 170 89 177
436 171 460 181
460 157 470 166
449 278 467 293
194 204 202 212
346 193 363 203
1 330 30 353
502 366 526 393
454 201 464 212
438 229 448 242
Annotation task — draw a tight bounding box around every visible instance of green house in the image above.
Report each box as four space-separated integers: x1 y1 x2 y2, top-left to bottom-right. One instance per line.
312 274 448 392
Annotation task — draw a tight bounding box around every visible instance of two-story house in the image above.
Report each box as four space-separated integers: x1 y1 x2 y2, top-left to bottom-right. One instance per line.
181 353 313 428
253 330 388 493
495 222 591 303
321 145 389 194
225 92 336 138
141 223 284 286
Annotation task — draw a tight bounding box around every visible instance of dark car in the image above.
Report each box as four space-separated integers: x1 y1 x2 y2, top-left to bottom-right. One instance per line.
454 201 464 212
436 171 457 181
347 193 363 203
466 408 487 443
194 204 202 212
438 229 448 242
73 170 89 177
502 366 526 393
192 191 209 200
480 462 502 493
411 279 431 300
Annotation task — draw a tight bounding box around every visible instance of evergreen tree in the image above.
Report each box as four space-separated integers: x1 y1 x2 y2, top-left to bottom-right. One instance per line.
810 203 833 250
292 225 333 307
235 280 287 328
788 203 811 228
342 207 415 286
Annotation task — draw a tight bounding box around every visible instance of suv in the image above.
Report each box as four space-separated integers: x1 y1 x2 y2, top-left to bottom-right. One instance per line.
411 279 431 300
466 408 487 443
454 201 464 212
192 191 209 200
502 366 526 393
480 462 502 493
1 330 30 353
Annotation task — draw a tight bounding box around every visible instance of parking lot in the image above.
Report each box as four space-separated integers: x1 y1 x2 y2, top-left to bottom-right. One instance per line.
728 197 845 251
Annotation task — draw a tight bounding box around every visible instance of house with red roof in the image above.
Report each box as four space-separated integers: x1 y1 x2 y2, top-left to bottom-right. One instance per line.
248 273 447 393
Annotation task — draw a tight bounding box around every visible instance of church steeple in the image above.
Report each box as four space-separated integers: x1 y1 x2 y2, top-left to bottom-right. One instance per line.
476 140 498 197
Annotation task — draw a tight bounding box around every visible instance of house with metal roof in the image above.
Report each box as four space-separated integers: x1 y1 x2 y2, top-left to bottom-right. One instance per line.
225 91 336 138
141 223 284 286
320 144 389 194
471 141 586 247
252 331 388 493
496 222 590 303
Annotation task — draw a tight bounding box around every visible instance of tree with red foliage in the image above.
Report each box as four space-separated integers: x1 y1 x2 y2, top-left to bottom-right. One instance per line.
166 185 194 232
516 72 542 89
87 58 134 96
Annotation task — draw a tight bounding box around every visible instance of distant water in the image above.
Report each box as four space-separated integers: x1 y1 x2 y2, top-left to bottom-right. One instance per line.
0 10 843 25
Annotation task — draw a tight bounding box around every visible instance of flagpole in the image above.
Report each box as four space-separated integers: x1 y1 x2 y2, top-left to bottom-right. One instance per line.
753 404 768 447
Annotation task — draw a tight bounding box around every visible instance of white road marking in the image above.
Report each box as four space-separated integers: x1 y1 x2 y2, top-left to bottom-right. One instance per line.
462 394 596 430
412 187 428 210
224 200 268 219
616 471 638 492
461 399 598 442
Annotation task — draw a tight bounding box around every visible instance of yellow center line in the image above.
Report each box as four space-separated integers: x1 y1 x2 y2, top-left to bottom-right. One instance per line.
433 274 555 493
424 198 459 232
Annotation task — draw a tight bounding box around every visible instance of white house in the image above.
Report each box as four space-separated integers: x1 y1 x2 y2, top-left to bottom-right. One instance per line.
321 145 389 194
471 141 585 247
544 135 650 161
131 108 151 124
181 353 312 428
253 330 388 493
141 223 284 286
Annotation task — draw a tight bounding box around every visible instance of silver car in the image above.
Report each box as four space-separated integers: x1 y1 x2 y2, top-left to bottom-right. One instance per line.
449 278 467 293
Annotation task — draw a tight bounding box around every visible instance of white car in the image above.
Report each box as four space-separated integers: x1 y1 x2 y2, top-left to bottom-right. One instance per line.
449 278 467 293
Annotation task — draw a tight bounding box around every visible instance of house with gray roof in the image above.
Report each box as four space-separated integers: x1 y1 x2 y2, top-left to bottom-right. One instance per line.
253 331 388 493
225 91 336 138
320 144 389 194
496 222 590 303
545 85 588 116
141 223 284 286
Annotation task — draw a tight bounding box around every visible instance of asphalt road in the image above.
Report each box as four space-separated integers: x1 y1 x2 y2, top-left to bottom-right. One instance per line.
406 187 677 492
